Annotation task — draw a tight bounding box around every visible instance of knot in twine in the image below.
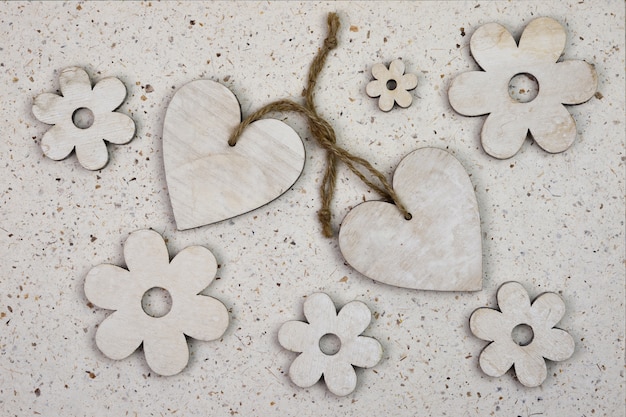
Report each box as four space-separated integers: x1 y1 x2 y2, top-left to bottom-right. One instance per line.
229 12 409 237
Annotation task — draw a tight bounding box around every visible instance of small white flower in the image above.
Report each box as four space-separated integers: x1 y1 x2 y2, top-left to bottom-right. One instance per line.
32 67 136 170
278 293 382 396
84 230 229 376
470 282 575 387
448 17 597 159
366 59 418 111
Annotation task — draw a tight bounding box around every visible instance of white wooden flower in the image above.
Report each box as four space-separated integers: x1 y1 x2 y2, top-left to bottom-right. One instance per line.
32 67 136 170
278 293 382 396
366 59 418 111
84 229 229 376
469 282 575 387
448 17 597 159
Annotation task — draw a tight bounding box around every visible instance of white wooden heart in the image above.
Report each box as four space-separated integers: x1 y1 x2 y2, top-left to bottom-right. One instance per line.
338 148 482 291
163 80 305 230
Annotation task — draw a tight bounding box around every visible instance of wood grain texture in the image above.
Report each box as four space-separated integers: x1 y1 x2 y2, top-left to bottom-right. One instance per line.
84 229 230 376
448 17 597 159
162 80 305 230
338 148 482 291
32 66 135 170
365 59 418 111
277 293 382 396
469 282 575 387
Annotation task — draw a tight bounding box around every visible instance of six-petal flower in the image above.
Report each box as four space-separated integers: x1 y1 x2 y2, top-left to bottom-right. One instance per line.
448 17 597 159
278 293 383 396
84 229 229 376
469 281 575 387
366 59 418 111
33 67 136 170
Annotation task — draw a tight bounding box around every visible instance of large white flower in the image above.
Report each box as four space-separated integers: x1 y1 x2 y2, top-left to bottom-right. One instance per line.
469 282 575 387
32 67 135 170
278 293 382 396
448 17 597 159
84 229 229 376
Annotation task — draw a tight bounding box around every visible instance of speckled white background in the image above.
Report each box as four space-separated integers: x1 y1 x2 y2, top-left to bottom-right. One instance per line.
1 1 624 416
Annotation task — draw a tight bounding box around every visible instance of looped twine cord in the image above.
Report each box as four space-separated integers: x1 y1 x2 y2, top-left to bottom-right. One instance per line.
228 12 410 237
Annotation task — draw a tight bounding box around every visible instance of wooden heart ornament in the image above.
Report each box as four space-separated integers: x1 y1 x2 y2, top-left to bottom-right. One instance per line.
163 80 305 230
338 148 482 291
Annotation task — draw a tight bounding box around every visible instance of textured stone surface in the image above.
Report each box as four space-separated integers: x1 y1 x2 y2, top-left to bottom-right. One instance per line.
0 1 623 416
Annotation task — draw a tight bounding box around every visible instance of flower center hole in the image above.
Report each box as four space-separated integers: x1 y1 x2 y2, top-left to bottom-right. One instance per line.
72 107 95 129
141 287 172 318
319 333 341 356
508 73 539 103
511 323 534 346
386 79 398 91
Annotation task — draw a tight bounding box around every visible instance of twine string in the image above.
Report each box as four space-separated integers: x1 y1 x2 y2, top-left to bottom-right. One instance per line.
228 12 410 237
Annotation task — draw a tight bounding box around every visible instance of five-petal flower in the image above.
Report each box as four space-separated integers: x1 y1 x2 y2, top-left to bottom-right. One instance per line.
84 229 229 376
469 282 575 387
278 292 382 396
366 59 418 111
32 67 136 170
448 17 597 159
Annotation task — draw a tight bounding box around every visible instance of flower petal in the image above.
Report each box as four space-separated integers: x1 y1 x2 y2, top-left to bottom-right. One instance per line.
91 77 127 113
448 71 504 116
303 293 337 326
169 245 217 293
337 300 372 338
497 282 531 315
97 112 136 145
288 352 324 388
527 104 577 154
32 93 65 125
143 330 189 376
550 60 597 104
530 292 566 328
95 310 143 360
342 336 382 368
123 230 170 275
400 73 418 91
470 23 517 72
518 17 566 64
84 264 132 310
366 80 385 98
388 60 406 78
480 111 529 159
478 341 516 377
323 360 357 396
59 67 92 100
179 295 229 341
534 328 575 362
40 124 75 160
75 138 109 170
470 307 504 342
378 92 395 112
513 351 547 387
278 320 315 353
371 63 390 81
393 90 413 108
